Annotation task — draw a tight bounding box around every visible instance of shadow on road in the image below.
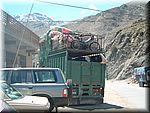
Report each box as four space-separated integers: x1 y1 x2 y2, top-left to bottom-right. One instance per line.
68 102 124 111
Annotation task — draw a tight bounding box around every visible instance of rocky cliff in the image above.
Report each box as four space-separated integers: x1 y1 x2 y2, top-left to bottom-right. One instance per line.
106 19 148 80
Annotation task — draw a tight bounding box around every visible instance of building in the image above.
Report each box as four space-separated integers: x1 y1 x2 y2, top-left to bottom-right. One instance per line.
1 10 39 67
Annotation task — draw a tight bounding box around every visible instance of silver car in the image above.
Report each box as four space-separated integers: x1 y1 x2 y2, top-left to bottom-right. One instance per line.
0 81 50 113
1 68 70 112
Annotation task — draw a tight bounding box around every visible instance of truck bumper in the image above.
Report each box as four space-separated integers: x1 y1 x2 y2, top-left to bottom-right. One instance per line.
53 97 69 107
69 96 103 105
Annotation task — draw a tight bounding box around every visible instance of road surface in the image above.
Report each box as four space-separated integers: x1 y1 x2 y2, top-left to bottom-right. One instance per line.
53 80 149 112
104 80 148 111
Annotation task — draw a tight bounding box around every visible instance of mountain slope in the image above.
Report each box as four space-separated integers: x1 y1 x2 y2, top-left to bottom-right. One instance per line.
63 1 146 35
15 13 53 22
106 20 148 79
63 1 148 80
15 13 64 36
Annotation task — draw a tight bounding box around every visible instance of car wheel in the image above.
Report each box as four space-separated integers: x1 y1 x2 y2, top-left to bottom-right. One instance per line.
139 82 144 87
48 98 54 112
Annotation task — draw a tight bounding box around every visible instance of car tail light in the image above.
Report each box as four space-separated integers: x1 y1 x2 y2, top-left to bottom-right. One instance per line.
62 88 68 97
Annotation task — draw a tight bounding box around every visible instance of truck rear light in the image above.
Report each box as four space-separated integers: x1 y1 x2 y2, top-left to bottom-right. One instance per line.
92 88 102 96
72 89 77 95
62 88 68 97
93 88 100 92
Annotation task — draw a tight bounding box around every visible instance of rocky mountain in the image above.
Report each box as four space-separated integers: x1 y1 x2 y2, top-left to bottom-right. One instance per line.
14 13 64 36
15 13 53 23
64 1 146 35
63 1 148 80
106 19 148 80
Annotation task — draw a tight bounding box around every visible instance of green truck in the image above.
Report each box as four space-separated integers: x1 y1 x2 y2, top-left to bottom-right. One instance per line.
39 26 107 105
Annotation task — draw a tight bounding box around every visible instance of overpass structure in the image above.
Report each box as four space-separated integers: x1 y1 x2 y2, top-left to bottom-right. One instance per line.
1 10 39 67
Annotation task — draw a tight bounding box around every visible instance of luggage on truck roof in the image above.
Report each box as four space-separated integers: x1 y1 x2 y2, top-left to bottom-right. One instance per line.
50 26 73 33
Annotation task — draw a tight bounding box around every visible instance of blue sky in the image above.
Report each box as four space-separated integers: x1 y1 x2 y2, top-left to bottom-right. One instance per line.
0 0 147 21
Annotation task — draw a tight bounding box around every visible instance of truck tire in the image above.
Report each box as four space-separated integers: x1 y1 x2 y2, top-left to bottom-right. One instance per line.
139 82 144 87
101 98 104 103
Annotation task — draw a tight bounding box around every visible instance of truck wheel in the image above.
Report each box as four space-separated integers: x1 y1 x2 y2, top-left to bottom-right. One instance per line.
139 82 144 87
100 98 104 103
148 83 150 87
96 98 103 104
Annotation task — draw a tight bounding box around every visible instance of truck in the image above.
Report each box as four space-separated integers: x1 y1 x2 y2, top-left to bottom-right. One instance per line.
39 26 107 105
134 66 150 87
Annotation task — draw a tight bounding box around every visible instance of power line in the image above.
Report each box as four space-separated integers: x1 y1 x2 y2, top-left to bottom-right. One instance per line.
36 0 101 12
20 20 101 23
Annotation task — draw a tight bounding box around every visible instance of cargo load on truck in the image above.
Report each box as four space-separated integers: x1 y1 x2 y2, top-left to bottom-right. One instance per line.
39 26 103 52
39 26 107 105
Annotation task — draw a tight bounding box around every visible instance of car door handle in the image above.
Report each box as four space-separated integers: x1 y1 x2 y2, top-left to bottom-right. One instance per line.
28 86 33 89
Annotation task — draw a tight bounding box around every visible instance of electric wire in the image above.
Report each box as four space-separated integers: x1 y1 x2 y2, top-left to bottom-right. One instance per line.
20 20 101 23
36 0 101 12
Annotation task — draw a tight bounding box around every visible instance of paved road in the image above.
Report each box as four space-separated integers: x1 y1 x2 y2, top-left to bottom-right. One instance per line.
52 80 149 112
104 80 148 111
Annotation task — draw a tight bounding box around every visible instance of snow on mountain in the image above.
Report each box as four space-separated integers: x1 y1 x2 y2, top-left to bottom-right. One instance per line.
14 13 64 36
15 13 53 23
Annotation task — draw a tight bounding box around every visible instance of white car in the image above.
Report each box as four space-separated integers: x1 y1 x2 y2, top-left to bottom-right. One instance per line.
0 81 50 112
0 99 17 112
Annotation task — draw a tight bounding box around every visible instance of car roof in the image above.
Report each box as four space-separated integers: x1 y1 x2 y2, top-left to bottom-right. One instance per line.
0 67 60 70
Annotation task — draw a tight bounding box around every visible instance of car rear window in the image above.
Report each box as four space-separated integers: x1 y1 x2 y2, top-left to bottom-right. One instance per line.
33 70 57 83
1 68 65 83
1 70 32 84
